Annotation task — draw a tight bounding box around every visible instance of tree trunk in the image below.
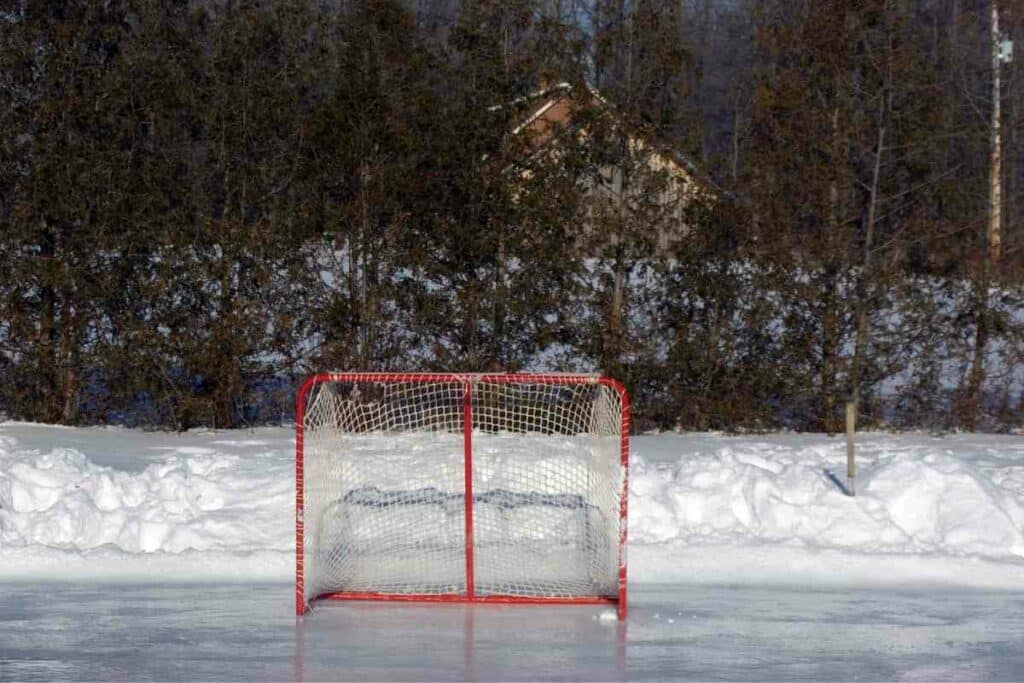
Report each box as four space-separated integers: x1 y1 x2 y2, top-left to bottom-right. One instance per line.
1009 19 1018 261
59 257 78 424
490 222 507 371
607 169 629 377
821 268 839 434
216 247 238 429
850 119 884 414
611 258 625 340
989 0 1003 266
731 99 741 184
850 30 890 416
38 224 59 422
821 104 842 433
963 267 989 431
359 163 373 368
963 0 1004 431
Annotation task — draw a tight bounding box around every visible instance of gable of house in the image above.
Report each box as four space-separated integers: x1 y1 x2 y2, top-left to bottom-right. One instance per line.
501 82 715 251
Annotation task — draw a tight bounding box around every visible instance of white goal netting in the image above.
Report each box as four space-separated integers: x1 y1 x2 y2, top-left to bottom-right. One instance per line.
298 375 626 608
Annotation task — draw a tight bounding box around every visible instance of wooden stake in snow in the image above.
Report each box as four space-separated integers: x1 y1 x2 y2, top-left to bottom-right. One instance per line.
846 402 856 497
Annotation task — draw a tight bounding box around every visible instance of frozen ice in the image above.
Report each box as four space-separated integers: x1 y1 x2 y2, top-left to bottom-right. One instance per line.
1 582 1023 681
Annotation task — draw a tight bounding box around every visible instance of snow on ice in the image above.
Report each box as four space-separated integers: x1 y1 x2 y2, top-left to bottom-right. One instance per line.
1 423 1024 589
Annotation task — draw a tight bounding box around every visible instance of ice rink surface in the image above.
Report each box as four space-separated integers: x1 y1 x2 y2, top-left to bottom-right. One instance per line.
2 582 1023 681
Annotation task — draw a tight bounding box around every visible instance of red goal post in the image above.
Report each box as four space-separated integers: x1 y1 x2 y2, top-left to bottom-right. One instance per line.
295 372 629 619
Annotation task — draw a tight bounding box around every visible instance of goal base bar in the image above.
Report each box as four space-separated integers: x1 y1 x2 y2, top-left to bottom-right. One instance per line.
304 592 625 618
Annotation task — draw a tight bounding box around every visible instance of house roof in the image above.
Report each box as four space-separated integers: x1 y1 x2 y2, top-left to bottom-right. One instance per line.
494 81 716 195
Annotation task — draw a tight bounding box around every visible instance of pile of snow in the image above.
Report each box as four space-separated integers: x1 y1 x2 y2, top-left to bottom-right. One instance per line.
2 423 1024 588
0 444 288 554
630 435 1024 559
0 426 295 580
629 433 1024 589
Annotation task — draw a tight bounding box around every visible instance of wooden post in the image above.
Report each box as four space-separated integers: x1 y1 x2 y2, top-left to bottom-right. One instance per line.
845 401 856 497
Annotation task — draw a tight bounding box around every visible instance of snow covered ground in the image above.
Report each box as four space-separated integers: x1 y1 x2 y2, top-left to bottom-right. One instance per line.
2 423 1024 588
2 422 1024 680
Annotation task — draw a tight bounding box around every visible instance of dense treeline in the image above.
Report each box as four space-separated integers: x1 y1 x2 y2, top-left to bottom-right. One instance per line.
1 0 1022 432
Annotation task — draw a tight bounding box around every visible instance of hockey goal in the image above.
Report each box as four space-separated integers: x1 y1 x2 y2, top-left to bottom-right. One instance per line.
295 373 629 619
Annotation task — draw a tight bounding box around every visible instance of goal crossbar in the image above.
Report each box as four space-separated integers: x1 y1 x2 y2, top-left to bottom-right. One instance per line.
295 372 629 619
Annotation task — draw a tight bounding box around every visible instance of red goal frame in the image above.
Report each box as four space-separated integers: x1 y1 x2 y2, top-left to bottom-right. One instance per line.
295 372 630 619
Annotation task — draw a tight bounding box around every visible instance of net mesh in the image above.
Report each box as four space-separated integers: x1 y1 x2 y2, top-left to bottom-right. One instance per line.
300 376 624 606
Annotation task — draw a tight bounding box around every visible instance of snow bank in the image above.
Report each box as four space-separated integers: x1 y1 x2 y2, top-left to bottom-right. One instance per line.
0 429 294 579
2 423 1024 588
630 440 1024 560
